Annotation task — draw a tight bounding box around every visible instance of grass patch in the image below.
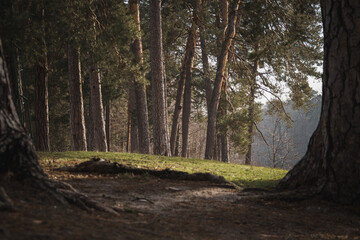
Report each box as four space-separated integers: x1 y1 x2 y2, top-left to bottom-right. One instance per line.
38 151 287 189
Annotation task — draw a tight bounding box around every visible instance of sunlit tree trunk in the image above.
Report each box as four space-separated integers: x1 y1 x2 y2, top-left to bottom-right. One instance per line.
67 45 87 151
149 0 171 156
129 0 150 154
278 0 360 204
89 65 107 152
205 0 240 160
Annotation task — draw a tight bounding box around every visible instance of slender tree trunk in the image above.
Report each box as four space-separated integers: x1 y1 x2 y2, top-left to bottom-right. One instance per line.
86 93 96 151
199 28 212 108
34 61 50 151
0 38 114 213
181 24 199 157
149 0 171 156
129 0 150 154
89 65 107 152
105 101 110 152
204 0 240 160
278 0 360 204
169 63 186 155
245 44 259 165
67 45 87 151
129 85 139 152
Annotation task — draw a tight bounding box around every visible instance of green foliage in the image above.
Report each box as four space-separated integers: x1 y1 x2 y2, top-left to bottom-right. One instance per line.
38 151 287 189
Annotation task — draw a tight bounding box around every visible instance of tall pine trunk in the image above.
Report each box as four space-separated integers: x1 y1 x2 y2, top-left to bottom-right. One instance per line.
34 5 50 151
245 43 259 165
149 0 171 156
129 0 150 154
181 24 198 157
128 85 139 152
278 0 360 204
67 45 87 151
34 61 50 151
89 65 107 152
204 0 240 160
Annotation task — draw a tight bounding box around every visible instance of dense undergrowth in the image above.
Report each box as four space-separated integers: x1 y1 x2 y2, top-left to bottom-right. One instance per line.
38 151 287 189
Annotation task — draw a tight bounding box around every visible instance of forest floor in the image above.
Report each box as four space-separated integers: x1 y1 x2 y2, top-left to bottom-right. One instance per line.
1 161 360 239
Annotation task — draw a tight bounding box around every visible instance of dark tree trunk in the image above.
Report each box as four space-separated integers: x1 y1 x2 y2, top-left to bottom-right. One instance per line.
204 0 240 160
169 66 185 155
89 65 107 152
86 93 96 151
245 44 258 165
278 0 360 204
129 85 139 152
129 0 150 154
67 45 87 151
105 101 110 152
34 61 50 151
199 3 212 108
181 24 198 158
0 38 115 213
149 0 171 156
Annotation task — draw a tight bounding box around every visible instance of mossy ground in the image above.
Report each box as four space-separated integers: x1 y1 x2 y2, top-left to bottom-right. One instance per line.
38 151 287 189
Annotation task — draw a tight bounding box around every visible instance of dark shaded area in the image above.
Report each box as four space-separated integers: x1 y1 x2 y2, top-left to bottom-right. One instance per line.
57 157 234 186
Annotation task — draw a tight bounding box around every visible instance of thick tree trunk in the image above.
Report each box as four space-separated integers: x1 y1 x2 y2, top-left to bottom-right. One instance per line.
204 0 240 160
149 0 171 156
67 45 87 151
278 0 360 204
89 65 107 152
129 0 150 154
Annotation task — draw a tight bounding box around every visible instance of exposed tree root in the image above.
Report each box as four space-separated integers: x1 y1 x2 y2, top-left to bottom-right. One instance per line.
30 176 119 215
56 157 240 190
0 186 14 211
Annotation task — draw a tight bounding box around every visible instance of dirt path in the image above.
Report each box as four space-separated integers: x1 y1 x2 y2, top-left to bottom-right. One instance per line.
0 168 360 239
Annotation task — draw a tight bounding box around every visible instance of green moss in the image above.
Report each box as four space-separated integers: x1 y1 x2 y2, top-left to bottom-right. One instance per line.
38 151 287 189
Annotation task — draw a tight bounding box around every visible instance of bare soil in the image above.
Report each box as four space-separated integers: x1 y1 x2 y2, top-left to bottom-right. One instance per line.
0 165 360 240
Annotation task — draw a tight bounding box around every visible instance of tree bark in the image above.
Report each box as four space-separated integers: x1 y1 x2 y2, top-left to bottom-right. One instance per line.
204 0 240 160
277 0 360 204
181 24 199 157
129 0 150 154
149 0 171 156
105 101 110 152
245 44 259 165
129 85 139 152
89 65 107 152
67 45 87 151
34 61 50 151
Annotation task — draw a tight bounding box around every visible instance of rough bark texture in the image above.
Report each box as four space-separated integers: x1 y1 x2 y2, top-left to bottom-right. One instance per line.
204 0 240 160
86 94 96 151
150 0 171 156
278 0 360 204
129 0 150 154
34 61 50 151
89 65 107 152
0 38 115 213
67 45 87 151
